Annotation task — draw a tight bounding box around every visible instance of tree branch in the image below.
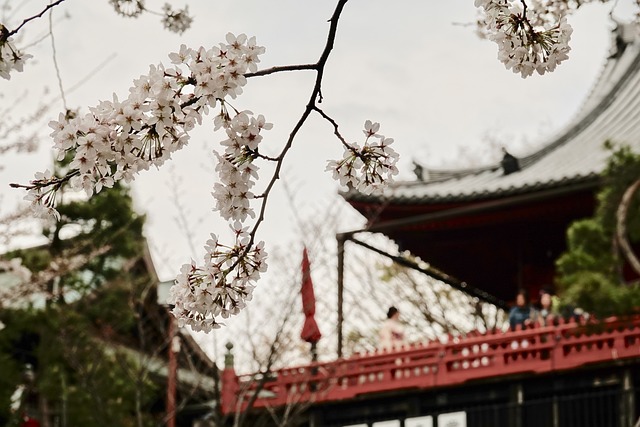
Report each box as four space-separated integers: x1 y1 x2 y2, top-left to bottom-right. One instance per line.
312 105 352 150
616 178 640 277
245 64 317 78
245 0 349 251
5 0 67 38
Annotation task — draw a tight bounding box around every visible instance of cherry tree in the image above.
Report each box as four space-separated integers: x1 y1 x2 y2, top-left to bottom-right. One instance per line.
3 0 640 332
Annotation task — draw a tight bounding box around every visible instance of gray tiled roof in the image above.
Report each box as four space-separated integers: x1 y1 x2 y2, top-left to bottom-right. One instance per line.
350 26 640 204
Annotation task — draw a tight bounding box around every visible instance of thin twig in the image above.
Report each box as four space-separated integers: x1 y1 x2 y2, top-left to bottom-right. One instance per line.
60 53 118 102
312 105 351 149
236 271 302 427
6 0 66 38
10 169 79 189
616 178 640 276
245 64 317 78
49 0 67 111
167 165 199 259
246 0 349 252
23 13 69 49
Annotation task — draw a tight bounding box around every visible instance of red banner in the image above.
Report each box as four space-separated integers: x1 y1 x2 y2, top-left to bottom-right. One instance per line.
300 247 321 344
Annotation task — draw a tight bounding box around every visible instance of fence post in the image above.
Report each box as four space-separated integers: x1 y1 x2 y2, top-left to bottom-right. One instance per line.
552 394 560 427
622 369 635 427
509 382 524 427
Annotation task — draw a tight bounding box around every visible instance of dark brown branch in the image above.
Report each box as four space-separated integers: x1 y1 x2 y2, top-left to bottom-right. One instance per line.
10 170 78 190
6 0 67 38
312 105 351 150
245 64 317 78
249 148 279 162
236 286 303 427
245 0 349 251
616 178 640 277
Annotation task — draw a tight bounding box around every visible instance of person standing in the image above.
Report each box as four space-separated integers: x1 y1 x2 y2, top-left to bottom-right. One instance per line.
509 289 534 330
379 306 406 350
537 288 557 326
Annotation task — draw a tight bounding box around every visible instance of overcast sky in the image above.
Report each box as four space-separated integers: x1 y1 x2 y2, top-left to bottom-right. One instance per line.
1 0 634 284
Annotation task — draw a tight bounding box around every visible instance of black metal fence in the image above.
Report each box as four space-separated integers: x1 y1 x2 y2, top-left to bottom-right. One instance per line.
325 386 638 427
462 386 630 427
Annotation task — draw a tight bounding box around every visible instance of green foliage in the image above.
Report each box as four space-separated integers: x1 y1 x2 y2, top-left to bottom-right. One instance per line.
598 142 640 240
557 219 617 283
6 180 145 301
54 182 145 290
54 182 145 259
0 305 161 426
556 143 640 317
80 279 138 336
7 247 51 272
0 177 161 425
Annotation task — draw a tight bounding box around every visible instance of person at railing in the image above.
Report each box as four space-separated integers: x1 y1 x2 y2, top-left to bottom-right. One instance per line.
379 306 406 350
509 289 535 331
536 287 558 326
539 288 587 323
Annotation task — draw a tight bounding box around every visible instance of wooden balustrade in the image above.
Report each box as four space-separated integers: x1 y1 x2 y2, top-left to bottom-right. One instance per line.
220 316 640 414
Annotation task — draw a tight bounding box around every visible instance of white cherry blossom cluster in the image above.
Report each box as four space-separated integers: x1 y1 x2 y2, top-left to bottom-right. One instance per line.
326 120 399 195
109 0 194 34
0 27 32 80
167 224 268 332
161 4 193 35
475 0 573 78
110 0 145 18
17 33 271 332
212 109 272 222
22 169 62 220
25 33 264 219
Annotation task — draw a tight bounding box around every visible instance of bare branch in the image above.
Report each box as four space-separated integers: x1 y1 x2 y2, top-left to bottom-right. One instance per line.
616 178 640 276
5 0 66 38
312 105 352 150
48 1 67 110
246 0 349 251
245 63 317 78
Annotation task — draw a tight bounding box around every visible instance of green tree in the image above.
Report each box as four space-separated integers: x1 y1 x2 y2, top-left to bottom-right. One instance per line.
0 179 164 426
556 143 640 318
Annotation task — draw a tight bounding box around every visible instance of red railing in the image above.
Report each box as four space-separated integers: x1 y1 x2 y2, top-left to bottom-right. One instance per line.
220 316 640 414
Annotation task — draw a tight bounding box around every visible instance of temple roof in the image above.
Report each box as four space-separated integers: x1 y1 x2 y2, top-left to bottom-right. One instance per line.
347 24 640 205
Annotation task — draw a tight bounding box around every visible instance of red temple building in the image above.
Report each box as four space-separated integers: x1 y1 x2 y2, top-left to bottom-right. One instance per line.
218 25 640 427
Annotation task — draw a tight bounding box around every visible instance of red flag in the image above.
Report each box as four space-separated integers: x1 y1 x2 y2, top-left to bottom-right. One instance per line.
300 247 321 344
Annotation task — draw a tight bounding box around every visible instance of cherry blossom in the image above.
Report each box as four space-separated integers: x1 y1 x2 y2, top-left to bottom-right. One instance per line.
476 0 573 78
0 26 32 80
23 35 265 205
167 225 268 332
326 120 399 195
161 4 194 35
9 0 602 332
22 169 62 221
11 33 275 332
109 0 194 34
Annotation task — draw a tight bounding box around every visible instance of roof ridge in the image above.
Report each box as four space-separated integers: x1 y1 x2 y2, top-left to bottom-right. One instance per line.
517 38 640 170
420 164 499 183
413 27 640 184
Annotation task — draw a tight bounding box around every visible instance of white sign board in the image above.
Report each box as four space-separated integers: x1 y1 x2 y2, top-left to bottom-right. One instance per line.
342 425 367 427
372 421 400 427
405 415 434 427
437 411 467 427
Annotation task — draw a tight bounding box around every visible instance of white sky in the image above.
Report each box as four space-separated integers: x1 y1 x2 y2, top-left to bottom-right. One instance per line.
1 0 635 283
